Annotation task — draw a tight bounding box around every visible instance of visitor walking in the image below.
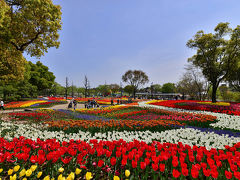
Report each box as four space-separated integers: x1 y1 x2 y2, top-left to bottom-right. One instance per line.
111 99 114 106
73 99 77 110
0 100 5 110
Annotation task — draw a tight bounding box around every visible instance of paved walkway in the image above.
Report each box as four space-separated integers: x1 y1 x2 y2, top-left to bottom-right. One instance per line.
0 101 86 114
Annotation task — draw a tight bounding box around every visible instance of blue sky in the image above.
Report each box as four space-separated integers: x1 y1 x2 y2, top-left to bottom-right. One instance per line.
26 0 240 88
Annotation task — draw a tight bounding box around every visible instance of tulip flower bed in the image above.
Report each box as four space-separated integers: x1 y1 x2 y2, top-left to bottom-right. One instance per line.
149 100 240 116
1 100 240 179
8 109 74 123
0 137 240 180
41 107 217 134
5 99 67 109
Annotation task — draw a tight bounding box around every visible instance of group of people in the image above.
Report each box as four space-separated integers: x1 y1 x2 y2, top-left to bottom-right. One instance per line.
68 98 78 110
84 99 99 109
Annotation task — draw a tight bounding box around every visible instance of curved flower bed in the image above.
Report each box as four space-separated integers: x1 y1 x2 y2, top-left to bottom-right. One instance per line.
0 137 240 179
149 100 240 116
5 99 67 109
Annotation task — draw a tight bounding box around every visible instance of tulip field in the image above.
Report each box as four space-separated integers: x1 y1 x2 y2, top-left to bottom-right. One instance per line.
0 100 240 179
4 98 67 109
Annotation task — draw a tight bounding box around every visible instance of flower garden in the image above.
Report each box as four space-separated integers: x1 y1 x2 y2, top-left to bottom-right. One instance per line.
4 98 67 109
0 100 240 179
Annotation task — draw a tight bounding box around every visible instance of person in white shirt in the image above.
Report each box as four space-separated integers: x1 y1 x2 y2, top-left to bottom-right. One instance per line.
0 100 5 110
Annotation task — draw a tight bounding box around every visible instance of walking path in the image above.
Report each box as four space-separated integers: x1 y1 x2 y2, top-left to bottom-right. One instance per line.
0 100 85 114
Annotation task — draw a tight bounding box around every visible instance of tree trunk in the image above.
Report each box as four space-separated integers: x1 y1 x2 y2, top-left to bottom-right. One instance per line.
212 84 218 103
133 88 136 99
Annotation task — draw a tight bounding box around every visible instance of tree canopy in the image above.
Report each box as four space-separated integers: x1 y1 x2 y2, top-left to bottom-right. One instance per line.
187 22 240 102
161 83 176 93
1 0 62 57
0 0 62 86
122 70 149 99
28 61 55 93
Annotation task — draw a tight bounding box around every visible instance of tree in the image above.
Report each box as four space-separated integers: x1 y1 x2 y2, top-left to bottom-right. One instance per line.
228 66 240 92
219 84 234 101
28 61 55 95
96 85 110 97
0 0 62 87
109 84 120 95
77 87 85 97
65 77 69 99
152 84 162 93
83 76 90 98
124 85 134 96
122 70 149 99
177 64 209 100
0 0 8 27
0 47 26 83
187 22 240 102
161 83 176 93
1 0 62 57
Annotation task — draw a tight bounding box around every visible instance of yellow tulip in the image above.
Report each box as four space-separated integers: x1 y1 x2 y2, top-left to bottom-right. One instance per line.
43 176 50 180
113 176 120 180
58 174 63 180
0 168 3 173
22 178 27 180
26 169 32 177
58 167 64 173
10 174 17 180
19 169 26 177
67 172 75 180
8 169 14 175
75 168 81 175
51 178 55 180
13 165 20 172
85 172 93 180
37 172 43 178
30 165 37 172
125 170 130 177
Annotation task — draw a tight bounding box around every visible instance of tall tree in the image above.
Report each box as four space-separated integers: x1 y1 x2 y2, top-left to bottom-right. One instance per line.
28 61 55 95
161 83 176 93
122 70 149 99
96 85 110 97
109 84 120 95
2 0 62 57
124 85 134 96
227 66 240 92
0 0 62 87
65 77 69 100
187 22 240 102
83 76 89 98
177 64 209 100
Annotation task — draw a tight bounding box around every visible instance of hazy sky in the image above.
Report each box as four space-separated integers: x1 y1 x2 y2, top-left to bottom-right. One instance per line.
25 0 240 88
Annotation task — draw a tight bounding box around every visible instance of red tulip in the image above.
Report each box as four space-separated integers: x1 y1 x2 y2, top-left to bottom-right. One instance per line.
132 160 138 168
159 164 165 172
181 168 188 176
152 163 158 171
225 171 232 179
140 162 146 170
110 157 116 166
211 170 218 179
98 159 104 167
172 169 181 178
191 168 199 179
